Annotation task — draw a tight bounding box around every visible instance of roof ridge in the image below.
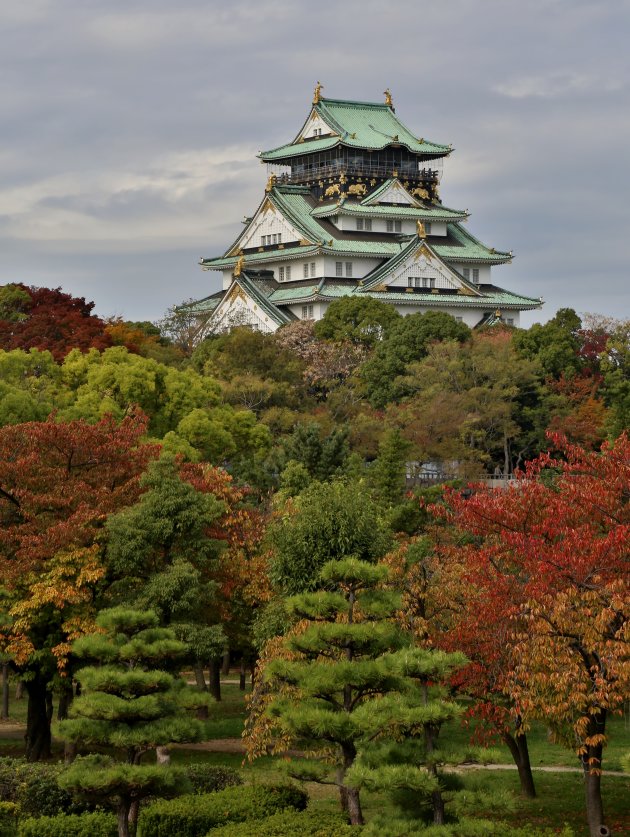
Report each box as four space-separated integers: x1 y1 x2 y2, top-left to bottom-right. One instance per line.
319 97 391 109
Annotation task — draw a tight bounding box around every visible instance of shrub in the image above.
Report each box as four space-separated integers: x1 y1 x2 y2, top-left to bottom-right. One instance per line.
183 763 242 794
18 811 117 837
0 758 89 817
139 783 308 837
0 802 19 837
208 808 361 836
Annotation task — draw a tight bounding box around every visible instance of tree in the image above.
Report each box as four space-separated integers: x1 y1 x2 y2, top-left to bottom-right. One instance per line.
512 308 583 379
445 434 630 837
314 296 401 348
264 558 408 824
57 607 209 837
360 311 471 408
268 480 392 596
0 413 157 759
283 422 349 482
0 284 112 361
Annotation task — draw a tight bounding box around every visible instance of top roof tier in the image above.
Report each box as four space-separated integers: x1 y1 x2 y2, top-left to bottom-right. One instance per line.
260 94 451 163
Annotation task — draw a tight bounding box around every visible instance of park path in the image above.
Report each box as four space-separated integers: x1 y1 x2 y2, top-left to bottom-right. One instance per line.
1 722 627 776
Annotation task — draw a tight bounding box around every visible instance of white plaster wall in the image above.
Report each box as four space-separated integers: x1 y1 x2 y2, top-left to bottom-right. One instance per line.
323 256 382 278
331 215 446 236
453 264 492 283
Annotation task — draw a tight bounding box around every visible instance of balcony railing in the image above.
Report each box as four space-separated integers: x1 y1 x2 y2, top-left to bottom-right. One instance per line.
270 162 440 184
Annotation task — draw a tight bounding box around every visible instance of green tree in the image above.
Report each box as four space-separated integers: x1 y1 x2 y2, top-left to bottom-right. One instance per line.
314 297 401 349
360 312 471 408
57 607 208 837
512 308 583 379
105 456 226 683
269 480 392 595
283 421 349 482
370 428 411 505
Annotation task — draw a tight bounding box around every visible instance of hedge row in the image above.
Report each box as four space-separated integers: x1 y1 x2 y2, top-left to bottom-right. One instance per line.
18 811 117 837
139 783 308 837
0 757 89 817
208 808 362 836
184 764 242 794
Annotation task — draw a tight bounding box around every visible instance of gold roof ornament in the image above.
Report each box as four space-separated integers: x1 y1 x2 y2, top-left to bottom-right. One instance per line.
495 310 502 319
265 173 277 192
313 81 323 104
384 88 393 108
233 256 245 277
416 220 427 239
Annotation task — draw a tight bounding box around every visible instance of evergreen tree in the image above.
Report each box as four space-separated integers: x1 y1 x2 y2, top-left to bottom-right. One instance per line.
266 557 472 825
57 607 209 837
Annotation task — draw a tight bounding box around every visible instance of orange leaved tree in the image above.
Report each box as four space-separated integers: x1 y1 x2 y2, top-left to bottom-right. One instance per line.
445 433 629 837
0 413 157 759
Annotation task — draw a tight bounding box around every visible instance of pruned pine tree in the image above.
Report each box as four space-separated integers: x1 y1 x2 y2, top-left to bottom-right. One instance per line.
347 648 505 835
57 607 210 837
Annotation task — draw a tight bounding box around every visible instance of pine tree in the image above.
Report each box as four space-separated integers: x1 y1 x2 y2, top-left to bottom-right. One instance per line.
264 556 496 832
57 607 209 837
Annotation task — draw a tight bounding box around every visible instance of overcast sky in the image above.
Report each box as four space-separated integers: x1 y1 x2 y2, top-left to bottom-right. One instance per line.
1 0 629 327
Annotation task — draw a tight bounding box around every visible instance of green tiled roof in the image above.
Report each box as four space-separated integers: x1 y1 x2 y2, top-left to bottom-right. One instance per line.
432 223 512 264
311 200 467 222
261 97 450 161
200 244 320 270
237 273 295 325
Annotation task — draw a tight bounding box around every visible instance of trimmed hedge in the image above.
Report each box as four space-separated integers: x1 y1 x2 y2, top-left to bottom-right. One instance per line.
18 811 117 837
0 757 89 817
139 783 308 837
183 763 242 794
208 808 361 836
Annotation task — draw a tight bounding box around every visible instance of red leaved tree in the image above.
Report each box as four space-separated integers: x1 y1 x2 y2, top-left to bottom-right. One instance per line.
0 413 158 759
0 284 112 361
444 434 629 837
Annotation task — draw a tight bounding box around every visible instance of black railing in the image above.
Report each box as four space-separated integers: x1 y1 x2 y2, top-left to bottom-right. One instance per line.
276 163 439 184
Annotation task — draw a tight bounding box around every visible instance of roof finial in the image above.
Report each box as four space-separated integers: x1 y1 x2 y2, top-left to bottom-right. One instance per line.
234 255 245 277
416 220 427 239
265 173 277 192
313 81 323 104
384 88 393 108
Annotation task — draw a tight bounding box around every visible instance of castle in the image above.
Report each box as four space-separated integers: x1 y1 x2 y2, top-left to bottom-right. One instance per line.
194 86 541 333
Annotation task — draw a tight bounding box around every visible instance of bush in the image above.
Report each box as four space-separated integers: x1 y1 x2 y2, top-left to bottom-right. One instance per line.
183 763 242 794
208 808 361 836
139 783 308 837
0 757 89 817
0 802 18 837
18 811 117 837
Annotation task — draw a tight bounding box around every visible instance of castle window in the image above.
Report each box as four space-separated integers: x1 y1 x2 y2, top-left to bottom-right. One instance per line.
345 262 353 277
286 265 292 280
279 266 285 281
455 316 463 322
463 267 470 280
301 304 314 319
430 278 436 288
278 233 282 244
408 277 413 288
310 262 316 277
507 317 514 326
303 263 309 278
472 268 479 283
386 220 402 232
364 219 372 231
336 262 343 277
356 219 364 231
425 222 432 234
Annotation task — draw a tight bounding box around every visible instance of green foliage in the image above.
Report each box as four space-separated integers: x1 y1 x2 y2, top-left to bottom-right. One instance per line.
138 784 308 837
181 764 241 795
0 283 31 321
512 308 583 379
360 311 471 407
209 808 361 836
57 609 209 836
314 296 401 348
18 812 117 837
283 422 350 481
269 481 392 595
370 428 411 505
0 758 89 817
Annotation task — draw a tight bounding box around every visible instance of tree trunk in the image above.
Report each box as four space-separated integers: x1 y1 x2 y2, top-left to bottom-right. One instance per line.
15 680 24 701
250 661 256 691
208 658 221 702
1 664 9 720
345 786 364 826
117 801 130 837
25 677 52 761
581 712 609 837
431 788 446 826
221 651 230 675
502 730 536 798
57 679 74 721
156 746 170 765
239 660 246 691
339 743 363 825
194 664 209 718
